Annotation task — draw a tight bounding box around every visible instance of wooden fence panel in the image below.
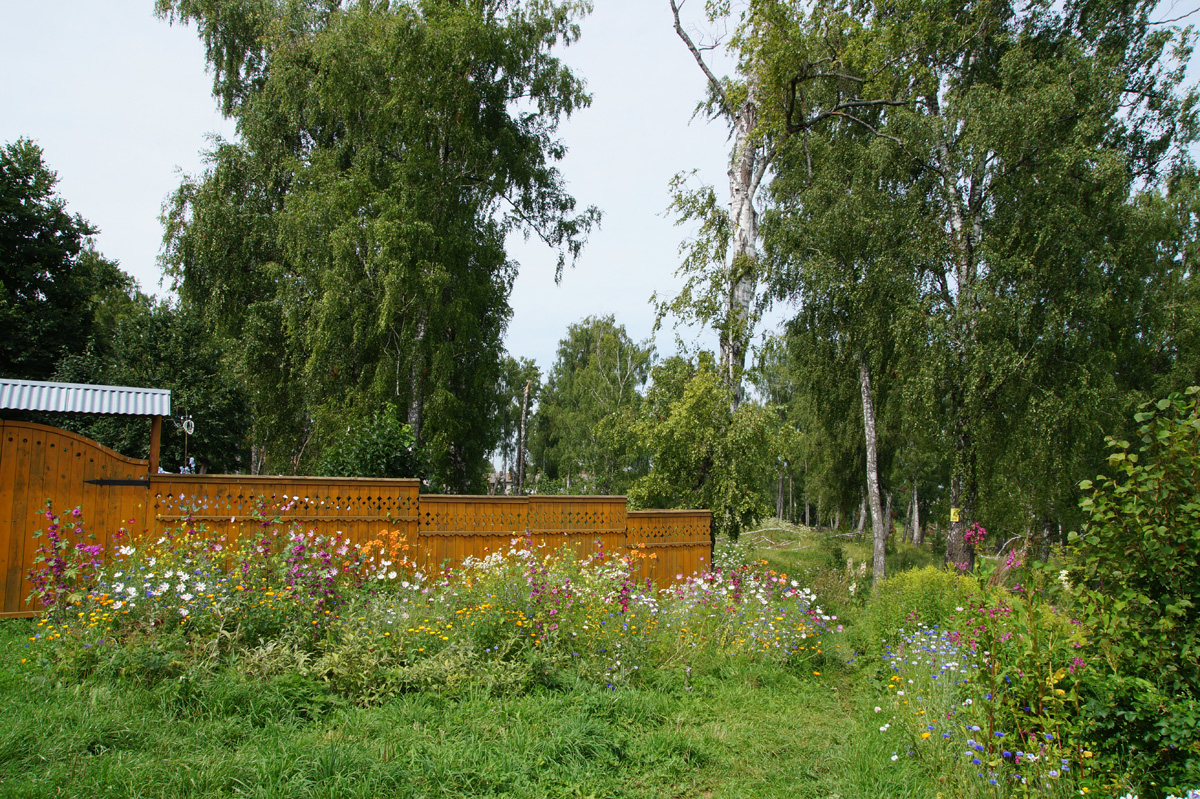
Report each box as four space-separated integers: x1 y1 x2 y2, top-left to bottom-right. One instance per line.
526 496 627 562
414 496 630 574
417 495 528 574
625 510 713 587
148 475 421 555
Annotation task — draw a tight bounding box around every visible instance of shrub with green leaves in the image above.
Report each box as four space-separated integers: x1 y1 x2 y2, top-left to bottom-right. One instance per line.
863 565 984 645
1070 386 1200 792
318 406 422 478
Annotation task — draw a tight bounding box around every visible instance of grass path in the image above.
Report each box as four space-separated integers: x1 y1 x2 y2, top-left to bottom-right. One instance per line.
0 617 930 799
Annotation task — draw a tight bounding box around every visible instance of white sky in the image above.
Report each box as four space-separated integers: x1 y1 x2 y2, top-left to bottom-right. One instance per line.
1 0 790 377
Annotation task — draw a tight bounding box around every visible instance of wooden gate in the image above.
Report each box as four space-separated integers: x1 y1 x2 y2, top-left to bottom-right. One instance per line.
1 420 150 617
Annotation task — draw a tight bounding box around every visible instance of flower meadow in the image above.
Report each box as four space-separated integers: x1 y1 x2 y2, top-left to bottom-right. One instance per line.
21 502 838 705
12 497 1199 798
862 555 1199 799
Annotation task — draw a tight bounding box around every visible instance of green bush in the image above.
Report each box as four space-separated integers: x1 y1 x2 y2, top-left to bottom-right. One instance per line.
1070 386 1200 793
318 406 422 478
863 565 984 644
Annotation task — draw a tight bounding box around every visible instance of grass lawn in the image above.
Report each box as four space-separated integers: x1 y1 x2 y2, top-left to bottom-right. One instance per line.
0 615 931 799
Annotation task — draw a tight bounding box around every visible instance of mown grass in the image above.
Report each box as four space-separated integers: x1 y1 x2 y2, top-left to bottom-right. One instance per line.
0 615 934 798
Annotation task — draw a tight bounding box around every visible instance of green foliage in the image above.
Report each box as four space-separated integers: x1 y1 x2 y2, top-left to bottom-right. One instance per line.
626 353 775 539
0 139 129 381
529 315 653 493
157 0 599 488
1069 387 1200 791
51 299 249 474
318 406 421 479
744 0 1200 556
1073 387 1200 697
491 355 540 478
863 566 984 645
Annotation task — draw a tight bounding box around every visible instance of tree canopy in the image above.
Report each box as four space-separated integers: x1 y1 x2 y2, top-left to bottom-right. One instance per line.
715 0 1200 559
0 139 128 380
528 315 653 494
157 0 598 489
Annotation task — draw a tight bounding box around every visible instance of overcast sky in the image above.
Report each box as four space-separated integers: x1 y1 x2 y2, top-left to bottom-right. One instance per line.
1 0 796 377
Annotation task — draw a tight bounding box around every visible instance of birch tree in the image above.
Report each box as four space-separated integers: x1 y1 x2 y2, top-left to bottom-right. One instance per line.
157 0 599 489
664 0 771 410
530 315 654 493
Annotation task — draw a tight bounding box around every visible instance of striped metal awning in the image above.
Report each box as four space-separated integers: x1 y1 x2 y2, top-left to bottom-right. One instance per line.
0 378 171 417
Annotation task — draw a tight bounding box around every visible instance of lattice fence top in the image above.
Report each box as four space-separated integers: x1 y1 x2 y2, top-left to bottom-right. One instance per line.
151 475 420 522
627 509 712 547
418 495 626 535
419 495 527 534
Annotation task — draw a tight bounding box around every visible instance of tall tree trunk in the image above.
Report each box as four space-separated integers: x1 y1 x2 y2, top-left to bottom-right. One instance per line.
407 315 427 443
859 355 886 583
670 0 769 411
856 493 866 535
804 459 810 527
902 489 912 543
945 470 975 571
515 379 530 496
884 489 893 542
722 83 762 410
911 483 921 545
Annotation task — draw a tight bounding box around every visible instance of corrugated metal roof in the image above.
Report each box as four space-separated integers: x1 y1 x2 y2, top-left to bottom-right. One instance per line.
0 378 170 416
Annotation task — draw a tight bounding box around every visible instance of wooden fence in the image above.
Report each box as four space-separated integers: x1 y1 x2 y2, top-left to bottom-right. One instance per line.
1 420 712 617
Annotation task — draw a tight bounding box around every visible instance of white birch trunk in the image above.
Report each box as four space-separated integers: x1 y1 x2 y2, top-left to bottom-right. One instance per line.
670 0 768 411
722 85 762 409
860 356 887 583
911 484 921 545
516 379 530 496
408 315 426 443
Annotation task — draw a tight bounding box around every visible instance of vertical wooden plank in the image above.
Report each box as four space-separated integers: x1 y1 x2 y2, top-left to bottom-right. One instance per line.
0 422 19 614
445 499 456 571
6 429 42 613
81 446 108 556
